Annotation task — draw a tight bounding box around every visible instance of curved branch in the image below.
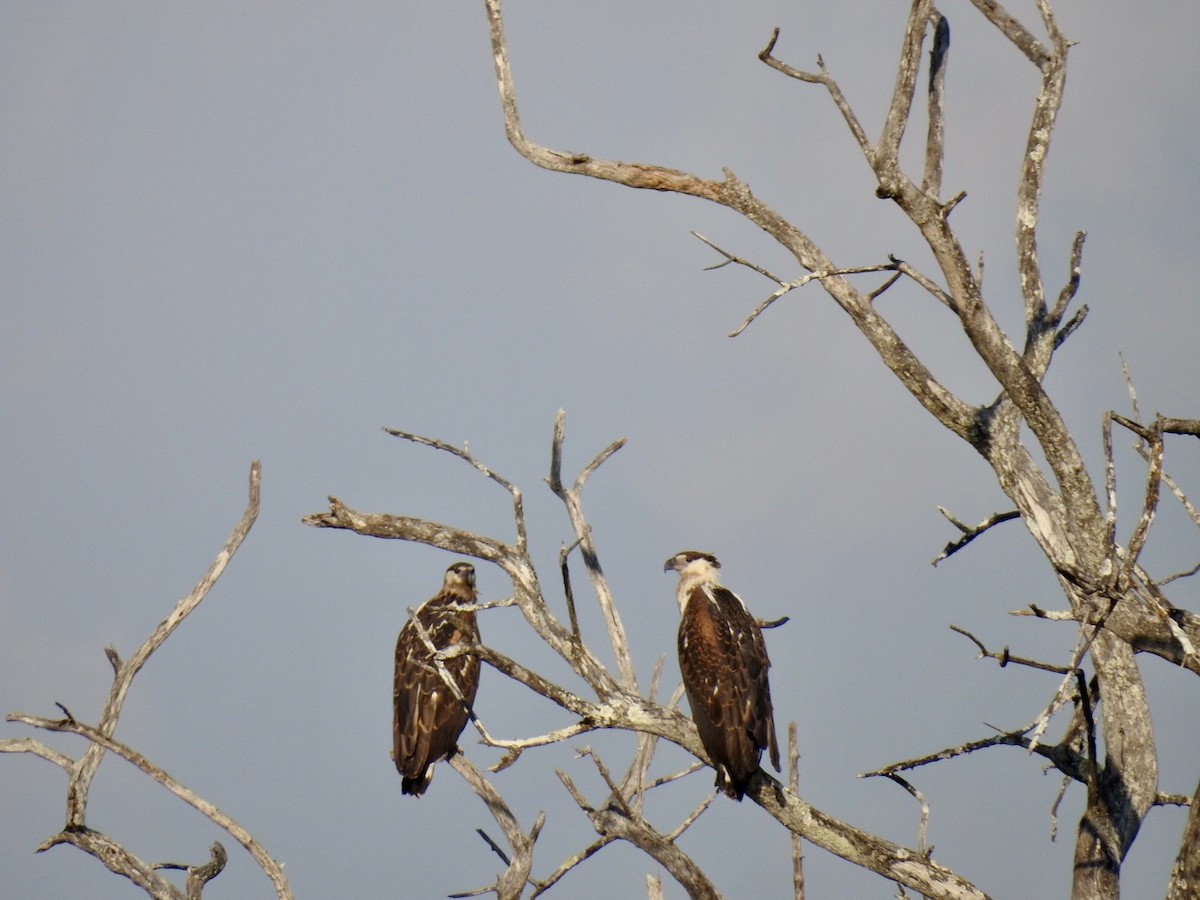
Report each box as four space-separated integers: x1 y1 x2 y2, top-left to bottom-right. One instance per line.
758 31 871 158
449 754 541 900
10 713 291 900
486 4 981 455
484 0 722 201
38 828 182 900
302 497 512 562
749 772 990 900
68 461 261 828
384 426 529 553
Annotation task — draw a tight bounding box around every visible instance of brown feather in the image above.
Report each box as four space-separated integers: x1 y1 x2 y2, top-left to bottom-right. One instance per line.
672 560 780 800
393 562 480 796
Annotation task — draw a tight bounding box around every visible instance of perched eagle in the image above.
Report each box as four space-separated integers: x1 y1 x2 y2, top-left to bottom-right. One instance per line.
664 550 780 800
393 561 481 796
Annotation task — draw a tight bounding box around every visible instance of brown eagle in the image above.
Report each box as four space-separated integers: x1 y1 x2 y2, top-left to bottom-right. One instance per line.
393 561 481 796
664 550 780 800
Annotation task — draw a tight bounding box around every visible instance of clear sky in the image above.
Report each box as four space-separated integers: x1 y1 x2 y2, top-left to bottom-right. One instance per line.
3 2 1198 898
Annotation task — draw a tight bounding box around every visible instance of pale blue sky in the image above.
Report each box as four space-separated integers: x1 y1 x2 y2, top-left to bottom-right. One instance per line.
3 3 1198 898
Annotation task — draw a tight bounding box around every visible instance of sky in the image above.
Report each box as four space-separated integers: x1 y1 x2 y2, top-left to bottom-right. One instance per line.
2 2 1198 898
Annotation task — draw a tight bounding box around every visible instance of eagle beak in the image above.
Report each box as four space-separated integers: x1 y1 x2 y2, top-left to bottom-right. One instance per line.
663 557 676 573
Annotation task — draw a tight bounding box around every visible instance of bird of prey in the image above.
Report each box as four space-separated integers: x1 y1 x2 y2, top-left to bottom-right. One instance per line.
664 550 780 800
393 561 481 796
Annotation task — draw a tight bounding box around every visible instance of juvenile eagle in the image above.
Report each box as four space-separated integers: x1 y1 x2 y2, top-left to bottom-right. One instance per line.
393 561 481 796
664 550 780 800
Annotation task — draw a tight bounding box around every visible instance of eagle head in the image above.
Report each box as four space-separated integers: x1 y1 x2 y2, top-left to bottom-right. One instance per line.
663 550 721 575
443 561 476 591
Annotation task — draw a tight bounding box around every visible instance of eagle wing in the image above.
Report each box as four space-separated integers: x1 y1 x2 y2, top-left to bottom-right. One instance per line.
393 599 480 796
678 584 779 799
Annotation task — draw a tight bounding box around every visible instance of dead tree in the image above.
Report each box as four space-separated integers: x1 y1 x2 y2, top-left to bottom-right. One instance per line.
5 2 1196 899
314 0 1199 897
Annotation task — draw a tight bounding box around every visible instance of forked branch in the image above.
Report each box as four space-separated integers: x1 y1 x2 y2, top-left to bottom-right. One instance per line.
2 462 280 900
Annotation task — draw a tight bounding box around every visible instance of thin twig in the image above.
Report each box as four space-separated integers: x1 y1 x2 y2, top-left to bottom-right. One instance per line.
884 773 931 857
758 29 872 157
933 507 1020 565
950 625 1071 673
385 427 529 553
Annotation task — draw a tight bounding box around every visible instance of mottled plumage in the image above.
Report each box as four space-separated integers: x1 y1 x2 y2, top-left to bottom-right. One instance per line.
665 551 780 800
393 561 481 796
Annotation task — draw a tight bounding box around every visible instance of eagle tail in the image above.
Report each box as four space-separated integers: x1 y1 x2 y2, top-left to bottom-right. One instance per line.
401 768 433 796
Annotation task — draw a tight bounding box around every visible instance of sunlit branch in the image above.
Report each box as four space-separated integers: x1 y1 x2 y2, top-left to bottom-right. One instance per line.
758 29 872 158
548 409 637 691
933 507 1021 565
9 712 290 900
449 754 543 900
67 461 261 828
384 427 529 553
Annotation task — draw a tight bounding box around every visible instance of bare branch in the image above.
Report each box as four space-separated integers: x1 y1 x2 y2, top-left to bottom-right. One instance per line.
10 712 291 899
443 641 594 720
1027 619 1102 753
483 0 724 201
789 722 805 900
449 754 540 900
863 727 1088 790
883 773 931 858
874 0 936 192
1013 7 1071 379
967 0 1052 67
548 409 637 691
557 754 723 900
727 262 901 338
559 538 584 646
758 30 872 158
0 736 75 772
530 831 615 898
1161 417 1200 439
37 828 182 900
691 230 786 283
749 772 990 900
1167 775 1200 900
184 843 228 900
302 496 511 563
66 461 261 829
1161 562 1200 587
1010 605 1077 621
949 625 1071 674
1122 422 1164 583
922 13 950 199
384 426 529 553
890 257 955 309
933 507 1021 565
1073 630 1159 898
1048 231 1086 328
